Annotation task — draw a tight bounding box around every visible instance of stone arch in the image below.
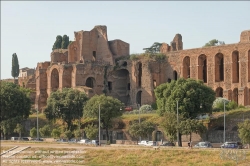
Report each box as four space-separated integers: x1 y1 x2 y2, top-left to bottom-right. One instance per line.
215 87 223 97
198 54 207 83
51 68 59 92
249 88 250 105
183 56 190 79
137 62 142 88
248 50 250 82
86 77 95 88
136 90 142 106
62 67 72 88
232 51 239 83
215 53 224 82
173 70 178 80
112 69 130 105
232 88 238 104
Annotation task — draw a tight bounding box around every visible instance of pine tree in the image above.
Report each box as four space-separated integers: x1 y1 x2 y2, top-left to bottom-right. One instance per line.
11 53 19 80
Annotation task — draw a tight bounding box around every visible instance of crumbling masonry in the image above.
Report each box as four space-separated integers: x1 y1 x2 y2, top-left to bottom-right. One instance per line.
34 26 250 112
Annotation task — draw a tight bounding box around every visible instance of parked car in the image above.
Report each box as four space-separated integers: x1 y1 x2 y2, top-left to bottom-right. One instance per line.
89 140 99 146
160 142 175 146
77 139 90 144
138 140 149 146
221 142 243 149
56 139 67 143
31 138 43 141
146 141 156 146
21 137 29 141
194 142 213 148
68 138 77 143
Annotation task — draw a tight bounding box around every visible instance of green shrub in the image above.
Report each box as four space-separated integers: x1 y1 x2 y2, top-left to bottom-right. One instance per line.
140 104 153 113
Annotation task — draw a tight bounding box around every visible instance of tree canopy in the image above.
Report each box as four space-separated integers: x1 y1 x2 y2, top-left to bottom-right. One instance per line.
143 42 162 53
52 35 71 50
0 82 31 139
203 39 225 47
238 119 250 144
11 53 19 79
44 88 88 131
83 94 124 142
128 121 155 142
154 78 216 118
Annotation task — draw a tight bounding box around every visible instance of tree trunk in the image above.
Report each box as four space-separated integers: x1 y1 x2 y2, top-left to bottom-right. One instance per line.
189 132 192 142
105 128 109 142
178 132 182 147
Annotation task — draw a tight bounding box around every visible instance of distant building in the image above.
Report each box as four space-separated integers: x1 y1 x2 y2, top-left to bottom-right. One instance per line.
19 67 35 78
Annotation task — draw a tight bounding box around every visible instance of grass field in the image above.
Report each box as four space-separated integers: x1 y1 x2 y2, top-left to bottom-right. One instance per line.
1 145 250 166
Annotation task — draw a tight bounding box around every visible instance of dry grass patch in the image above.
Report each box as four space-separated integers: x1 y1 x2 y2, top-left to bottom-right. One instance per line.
84 148 250 166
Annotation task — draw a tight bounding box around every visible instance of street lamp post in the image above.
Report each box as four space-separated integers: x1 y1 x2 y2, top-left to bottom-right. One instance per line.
176 100 179 147
98 104 101 146
137 103 141 141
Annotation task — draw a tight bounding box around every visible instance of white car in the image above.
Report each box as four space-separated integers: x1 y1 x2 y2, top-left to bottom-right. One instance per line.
77 139 90 144
138 140 148 146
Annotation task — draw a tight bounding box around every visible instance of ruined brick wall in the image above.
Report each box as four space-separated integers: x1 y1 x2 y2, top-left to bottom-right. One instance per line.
51 49 68 64
164 31 250 106
109 40 130 58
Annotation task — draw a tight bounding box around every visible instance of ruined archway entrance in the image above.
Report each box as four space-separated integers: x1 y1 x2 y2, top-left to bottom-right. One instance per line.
232 51 239 83
62 67 72 88
51 68 59 92
198 54 207 83
216 87 223 97
183 56 190 79
137 62 142 88
215 53 224 82
111 69 130 105
136 90 142 106
173 70 178 80
86 77 95 88
232 88 238 104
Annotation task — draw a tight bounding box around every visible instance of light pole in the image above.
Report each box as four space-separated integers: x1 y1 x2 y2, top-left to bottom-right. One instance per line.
98 104 101 146
37 107 39 140
137 103 141 141
176 100 179 147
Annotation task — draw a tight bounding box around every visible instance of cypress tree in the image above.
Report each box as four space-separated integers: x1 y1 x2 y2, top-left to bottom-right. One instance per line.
11 53 19 80
52 35 63 50
61 35 69 49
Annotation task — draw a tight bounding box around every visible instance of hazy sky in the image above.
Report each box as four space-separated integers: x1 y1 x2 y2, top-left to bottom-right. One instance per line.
1 1 250 79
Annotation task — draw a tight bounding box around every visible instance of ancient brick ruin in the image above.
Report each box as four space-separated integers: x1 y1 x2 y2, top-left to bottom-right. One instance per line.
34 25 250 112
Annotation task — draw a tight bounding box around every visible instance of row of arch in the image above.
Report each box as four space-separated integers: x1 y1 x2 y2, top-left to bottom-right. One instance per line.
50 68 96 92
215 87 239 104
182 50 250 83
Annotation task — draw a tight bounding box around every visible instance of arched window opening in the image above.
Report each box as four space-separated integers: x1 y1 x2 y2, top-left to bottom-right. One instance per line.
198 54 207 83
51 68 59 92
173 70 178 80
138 62 142 88
183 56 190 79
136 90 142 106
233 88 238 104
86 77 95 88
216 87 223 97
215 53 224 82
232 51 239 83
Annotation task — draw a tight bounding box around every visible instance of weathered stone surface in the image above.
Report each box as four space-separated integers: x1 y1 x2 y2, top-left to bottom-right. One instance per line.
32 26 250 112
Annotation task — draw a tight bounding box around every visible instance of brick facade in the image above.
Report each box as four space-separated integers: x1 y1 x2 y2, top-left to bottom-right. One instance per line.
34 25 250 112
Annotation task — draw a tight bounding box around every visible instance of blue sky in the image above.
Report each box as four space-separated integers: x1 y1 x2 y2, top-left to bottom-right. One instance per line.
1 1 250 79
